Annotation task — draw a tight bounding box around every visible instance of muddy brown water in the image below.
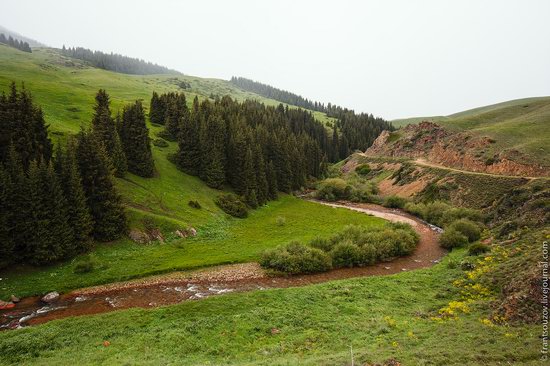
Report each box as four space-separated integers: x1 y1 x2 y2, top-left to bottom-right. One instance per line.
0 201 445 330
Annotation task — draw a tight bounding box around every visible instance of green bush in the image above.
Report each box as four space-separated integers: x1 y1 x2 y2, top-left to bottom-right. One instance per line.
215 193 248 218
330 240 362 268
404 200 483 228
188 200 201 209
73 255 95 274
309 237 334 252
152 138 169 148
439 228 468 249
355 164 371 175
441 207 483 226
383 195 407 209
260 223 420 274
447 219 481 243
424 201 452 226
468 242 490 256
315 178 351 201
259 242 332 274
404 202 426 219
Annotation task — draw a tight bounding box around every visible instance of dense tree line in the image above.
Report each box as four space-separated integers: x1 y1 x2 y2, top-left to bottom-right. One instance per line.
229 76 394 158
60 46 179 75
151 91 330 206
0 84 158 268
0 33 31 53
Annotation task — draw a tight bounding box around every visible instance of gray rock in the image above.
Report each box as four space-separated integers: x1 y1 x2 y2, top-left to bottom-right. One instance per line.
10 295 20 303
41 291 60 303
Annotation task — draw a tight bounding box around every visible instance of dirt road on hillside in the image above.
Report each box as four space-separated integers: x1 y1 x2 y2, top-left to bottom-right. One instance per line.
0 201 445 330
413 157 540 179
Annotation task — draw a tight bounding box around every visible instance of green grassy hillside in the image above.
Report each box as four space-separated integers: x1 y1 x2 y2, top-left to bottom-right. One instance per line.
0 44 372 298
391 96 550 165
0 45 335 130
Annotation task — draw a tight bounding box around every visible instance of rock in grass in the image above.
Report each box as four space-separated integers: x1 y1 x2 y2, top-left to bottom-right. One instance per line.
10 295 20 303
41 291 60 303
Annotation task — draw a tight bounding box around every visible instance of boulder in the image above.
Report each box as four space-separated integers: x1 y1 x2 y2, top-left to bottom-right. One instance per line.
150 228 165 242
41 291 60 303
129 229 151 244
174 227 197 238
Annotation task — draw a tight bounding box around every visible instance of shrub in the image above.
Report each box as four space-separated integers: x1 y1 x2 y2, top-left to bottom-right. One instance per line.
260 242 332 274
73 255 95 274
215 193 248 218
468 242 490 256
439 228 468 249
309 237 334 252
404 202 426 219
423 201 452 226
383 195 407 209
188 200 201 209
447 219 481 243
276 216 286 226
330 240 362 268
152 138 169 148
355 164 371 175
260 223 420 274
441 207 483 226
316 178 351 201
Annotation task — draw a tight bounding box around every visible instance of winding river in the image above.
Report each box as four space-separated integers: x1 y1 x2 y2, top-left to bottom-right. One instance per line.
0 201 444 330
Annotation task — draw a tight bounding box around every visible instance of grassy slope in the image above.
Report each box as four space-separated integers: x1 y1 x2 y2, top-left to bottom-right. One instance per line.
0 251 540 365
391 96 550 165
0 46 336 133
0 45 373 299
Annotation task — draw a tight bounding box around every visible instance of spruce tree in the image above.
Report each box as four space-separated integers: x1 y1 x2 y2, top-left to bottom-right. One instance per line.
164 93 188 140
266 160 278 200
0 164 14 268
91 89 127 177
0 83 52 167
119 101 155 177
243 147 258 208
254 145 268 206
76 130 127 241
54 140 94 254
176 96 203 175
3 146 33 262
200 110 226 189
27 161 73 265
149 91 164 124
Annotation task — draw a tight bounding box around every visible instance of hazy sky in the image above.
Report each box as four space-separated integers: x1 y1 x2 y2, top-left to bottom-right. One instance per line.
1 0 549 119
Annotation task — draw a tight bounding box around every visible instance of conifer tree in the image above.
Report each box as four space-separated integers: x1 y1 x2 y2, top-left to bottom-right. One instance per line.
119 101 155 177
149 91 164 124
3 146 33 262
254 145 268 206
0 164 14 268
200 109 226 189
164 93 188 140
266 160 278 200
243 147 258 208
27 161 73 264
91 89 127 177
54 140 94 254
76 130 127 241
0 83 52 167
177 96 204 175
